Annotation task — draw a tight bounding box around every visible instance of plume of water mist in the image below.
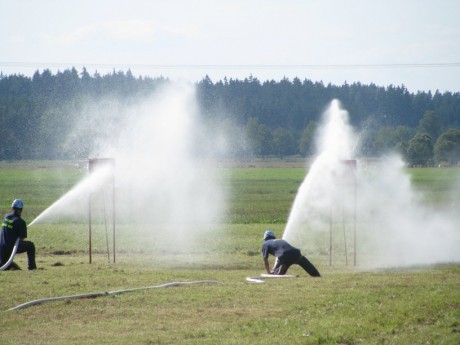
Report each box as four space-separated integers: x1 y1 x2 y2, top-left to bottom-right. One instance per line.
358 155 460 267
112 82 227 258
283 100 357 243
31 81 228 263
113 82 225 224
282 99 460 268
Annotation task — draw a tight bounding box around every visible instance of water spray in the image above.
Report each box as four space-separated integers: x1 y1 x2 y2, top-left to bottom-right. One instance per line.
26 160 116 264
24 82 228 266
283 100 358 265
28 165 114 228
282 99 460 268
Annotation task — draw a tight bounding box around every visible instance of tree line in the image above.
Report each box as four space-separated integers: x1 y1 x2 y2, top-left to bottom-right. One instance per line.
0 68 459 165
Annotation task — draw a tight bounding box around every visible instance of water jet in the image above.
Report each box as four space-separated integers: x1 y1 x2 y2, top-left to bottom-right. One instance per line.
283 100 460 268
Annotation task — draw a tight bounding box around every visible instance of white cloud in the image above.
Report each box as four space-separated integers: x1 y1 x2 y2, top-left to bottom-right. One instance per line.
43 19 198 48
46 20 156 45
103 20 156 40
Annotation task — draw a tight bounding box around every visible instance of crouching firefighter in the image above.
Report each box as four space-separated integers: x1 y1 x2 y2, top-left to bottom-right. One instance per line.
0 199 37 270
262 230 320 277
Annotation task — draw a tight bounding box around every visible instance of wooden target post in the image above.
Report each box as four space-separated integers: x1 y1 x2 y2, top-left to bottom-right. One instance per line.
329 159 357 266
88 158 116 264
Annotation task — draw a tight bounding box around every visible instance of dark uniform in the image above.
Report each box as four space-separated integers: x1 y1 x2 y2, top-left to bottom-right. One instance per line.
262 239 320 277
0 211 36 270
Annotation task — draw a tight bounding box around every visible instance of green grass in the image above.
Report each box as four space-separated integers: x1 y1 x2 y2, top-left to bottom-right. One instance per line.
407 167 460 209
0 160 459 345
224 167 305 223
0 160 83 218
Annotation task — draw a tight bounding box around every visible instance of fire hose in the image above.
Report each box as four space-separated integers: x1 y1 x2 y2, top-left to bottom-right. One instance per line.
246 274 297 283
0 238 20 271
8 280 222 311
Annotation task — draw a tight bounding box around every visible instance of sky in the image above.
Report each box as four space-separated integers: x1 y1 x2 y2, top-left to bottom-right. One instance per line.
1 0 459 93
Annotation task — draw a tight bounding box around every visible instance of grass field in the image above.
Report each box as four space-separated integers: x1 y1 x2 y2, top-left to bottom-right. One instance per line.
0 160 459 345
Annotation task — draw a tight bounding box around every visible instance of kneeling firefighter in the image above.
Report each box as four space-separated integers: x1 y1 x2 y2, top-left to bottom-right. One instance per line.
0 199 36 270
261 230 320 277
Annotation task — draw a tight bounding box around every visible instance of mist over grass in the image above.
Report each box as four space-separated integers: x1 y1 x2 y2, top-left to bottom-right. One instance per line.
283 100 460 268
24 91 460 269
29 82 232 259
358 156 460 268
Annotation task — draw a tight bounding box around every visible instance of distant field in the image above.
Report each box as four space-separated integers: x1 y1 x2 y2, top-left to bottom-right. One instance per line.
0 160 459 345
225 164 460 223
408 167 460 208
0 160 84 219
0 160 457 224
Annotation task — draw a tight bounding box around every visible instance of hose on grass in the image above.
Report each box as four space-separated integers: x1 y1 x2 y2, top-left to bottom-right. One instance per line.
0 238 20 271
8 280 222 311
